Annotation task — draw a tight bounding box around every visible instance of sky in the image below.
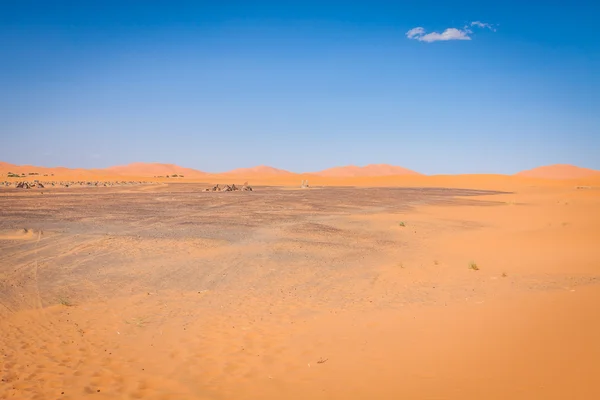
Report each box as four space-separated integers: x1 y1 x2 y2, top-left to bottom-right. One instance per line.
1 0 599 174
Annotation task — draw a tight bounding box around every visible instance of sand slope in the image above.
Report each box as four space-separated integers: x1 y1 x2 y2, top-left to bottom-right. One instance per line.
314 163 421 177
4 161 600 187
516 164 600 179
220 165 293 176
0 163 109 180
0 161 17 170
105 162 206 178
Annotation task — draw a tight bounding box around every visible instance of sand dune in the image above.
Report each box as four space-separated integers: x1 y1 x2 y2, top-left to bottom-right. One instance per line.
221 165 293 176
0 161 17 170
314 163 421 177
0 161 46 175
0 162 108 179
105 162 206 178
516 164 600 179
3 161 600 185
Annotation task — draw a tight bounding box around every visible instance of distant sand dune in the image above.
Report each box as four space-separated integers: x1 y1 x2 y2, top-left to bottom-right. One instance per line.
515 164 600 179
220 165 293 176
105 162 207 177
313 164 422 177
2 161 600 186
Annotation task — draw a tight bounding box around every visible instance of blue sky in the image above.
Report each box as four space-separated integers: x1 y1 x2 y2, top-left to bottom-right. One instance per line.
1 0 598 174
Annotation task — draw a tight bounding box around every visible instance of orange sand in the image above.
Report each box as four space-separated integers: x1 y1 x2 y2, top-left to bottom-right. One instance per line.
313 163 422 177
104 163 208 178
516 164 600 179
220 165 292 176
3 161 599 185
1 167 599 399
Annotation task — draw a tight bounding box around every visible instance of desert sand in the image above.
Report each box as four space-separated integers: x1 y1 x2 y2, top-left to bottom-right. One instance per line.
515 164 600 179
314 163 421 177
221 165 292 176
3 161 599 184
104 163 209 178
1 164 600 399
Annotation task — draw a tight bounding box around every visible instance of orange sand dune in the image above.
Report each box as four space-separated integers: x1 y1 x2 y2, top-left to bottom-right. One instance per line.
0 161 17 170
314 163 421 177
0 162 109 179
221 165 293 176
104 162 206 178
2 161 600 190
516 164 600 179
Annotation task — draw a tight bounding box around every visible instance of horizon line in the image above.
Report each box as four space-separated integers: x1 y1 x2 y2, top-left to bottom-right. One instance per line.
2 160 600 178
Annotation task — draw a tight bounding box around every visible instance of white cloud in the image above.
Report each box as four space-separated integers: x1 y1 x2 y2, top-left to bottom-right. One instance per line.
420 28 472 42
471 21 496 31
406 27 425 39
406 21 495 43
